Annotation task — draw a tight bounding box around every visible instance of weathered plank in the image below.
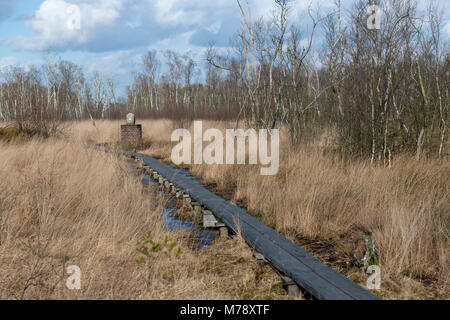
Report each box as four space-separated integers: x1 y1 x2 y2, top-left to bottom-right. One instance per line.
100 146 379 300
126 151 380 300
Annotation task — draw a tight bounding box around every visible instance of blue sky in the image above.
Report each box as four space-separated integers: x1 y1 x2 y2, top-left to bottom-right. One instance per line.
0 0 449 96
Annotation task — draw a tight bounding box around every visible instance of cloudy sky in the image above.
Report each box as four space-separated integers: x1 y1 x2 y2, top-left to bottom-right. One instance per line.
0 0 449 95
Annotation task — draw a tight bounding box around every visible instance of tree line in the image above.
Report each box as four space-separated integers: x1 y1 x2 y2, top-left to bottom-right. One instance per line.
0 57 121 136
0 0 447 161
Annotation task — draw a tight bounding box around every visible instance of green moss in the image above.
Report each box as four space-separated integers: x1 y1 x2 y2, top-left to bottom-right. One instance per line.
372 290 387 299
270 282 287 296
136 139 153 151
121 142 136 152
368 252 379 266
121 139 153 152
0 127 27 143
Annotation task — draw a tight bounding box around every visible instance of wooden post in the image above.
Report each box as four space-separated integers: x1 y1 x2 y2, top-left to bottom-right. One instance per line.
183 194 191 205
281 276 301 297
192 202 202 214
202 210 226 228
219 226 228 237
135 159 144 169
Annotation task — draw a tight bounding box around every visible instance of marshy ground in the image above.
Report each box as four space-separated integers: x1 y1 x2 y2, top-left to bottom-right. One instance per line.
0 120 448 300
0 128 291 300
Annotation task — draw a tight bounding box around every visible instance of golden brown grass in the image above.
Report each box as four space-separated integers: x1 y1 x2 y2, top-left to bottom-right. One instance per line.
72 119 450 300
0 135 290 300
44 119 450 299
67 119 173 144
228 150 449 298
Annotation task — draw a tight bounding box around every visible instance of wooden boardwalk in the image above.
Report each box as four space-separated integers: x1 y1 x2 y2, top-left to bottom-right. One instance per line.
107 147 379 300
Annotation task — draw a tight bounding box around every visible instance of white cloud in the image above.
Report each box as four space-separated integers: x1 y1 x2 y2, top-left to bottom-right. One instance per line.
11 0 243 52
13 0 127 51
11 0 450 53
205 21 222 35
154 0 202 27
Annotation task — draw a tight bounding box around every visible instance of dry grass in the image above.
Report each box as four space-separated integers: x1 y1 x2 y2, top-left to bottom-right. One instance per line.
72 119 450 300
67 119 173 144
0 135 290 300
228 150 449 298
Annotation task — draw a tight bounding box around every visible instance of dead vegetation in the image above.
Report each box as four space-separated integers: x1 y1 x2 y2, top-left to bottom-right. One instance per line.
74 119 449 299
0 119 447 300
0 0 447 302
0 137 290 300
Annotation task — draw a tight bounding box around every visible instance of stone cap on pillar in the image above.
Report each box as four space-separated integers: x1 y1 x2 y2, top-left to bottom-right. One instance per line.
126 113 135 125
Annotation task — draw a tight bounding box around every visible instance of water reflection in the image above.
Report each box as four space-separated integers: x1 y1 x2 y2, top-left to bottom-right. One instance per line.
140 173 216 249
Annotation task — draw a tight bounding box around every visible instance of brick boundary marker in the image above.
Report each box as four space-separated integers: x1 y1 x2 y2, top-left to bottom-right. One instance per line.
121 124 142 144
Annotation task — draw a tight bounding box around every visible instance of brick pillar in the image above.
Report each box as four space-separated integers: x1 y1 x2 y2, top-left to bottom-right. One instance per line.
121 124 142 144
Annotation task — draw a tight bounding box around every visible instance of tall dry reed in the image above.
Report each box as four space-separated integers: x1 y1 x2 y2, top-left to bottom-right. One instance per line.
68 120 449 299
0 137 288 300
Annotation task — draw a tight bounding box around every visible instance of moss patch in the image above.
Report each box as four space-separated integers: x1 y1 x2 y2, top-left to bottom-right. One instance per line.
0 127 28 143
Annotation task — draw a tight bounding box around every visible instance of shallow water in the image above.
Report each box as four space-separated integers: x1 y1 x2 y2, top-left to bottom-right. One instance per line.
140 173 216 249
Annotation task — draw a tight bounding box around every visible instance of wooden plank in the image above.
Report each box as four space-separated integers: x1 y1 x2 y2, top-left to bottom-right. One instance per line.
119 149 379 300
202 210 226 228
